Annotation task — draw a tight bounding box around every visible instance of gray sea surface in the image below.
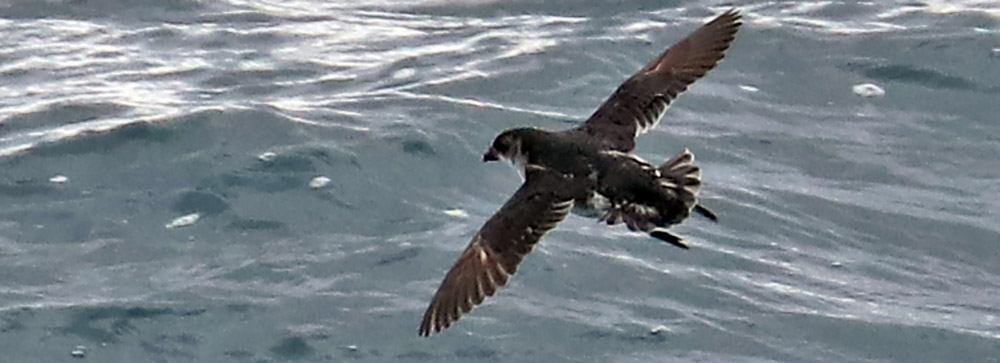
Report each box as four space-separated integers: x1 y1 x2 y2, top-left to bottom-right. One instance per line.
2 0 999 361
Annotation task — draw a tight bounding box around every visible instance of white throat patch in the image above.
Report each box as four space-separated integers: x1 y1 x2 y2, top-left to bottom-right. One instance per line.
506 141 530 180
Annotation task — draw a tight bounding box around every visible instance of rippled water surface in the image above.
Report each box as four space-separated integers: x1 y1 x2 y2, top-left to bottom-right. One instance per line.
2 0 999 361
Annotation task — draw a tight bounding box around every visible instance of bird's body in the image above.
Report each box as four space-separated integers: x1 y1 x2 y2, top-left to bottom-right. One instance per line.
493 127 702 237
420 10 742 336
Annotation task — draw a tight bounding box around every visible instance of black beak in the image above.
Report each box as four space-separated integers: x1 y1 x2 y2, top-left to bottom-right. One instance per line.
483 147 499 162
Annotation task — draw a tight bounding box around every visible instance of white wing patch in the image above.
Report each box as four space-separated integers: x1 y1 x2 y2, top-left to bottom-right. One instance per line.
572 191 613 218
635 97 670 137
599 150 660 176
599 149 650 165
552 199 575 213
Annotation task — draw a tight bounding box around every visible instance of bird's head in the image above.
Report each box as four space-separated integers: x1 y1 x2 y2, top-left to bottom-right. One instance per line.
483 128 532 163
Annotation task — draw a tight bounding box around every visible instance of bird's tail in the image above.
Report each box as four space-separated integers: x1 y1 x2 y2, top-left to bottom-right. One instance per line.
599 149 716 249
642 148 714 248
658 148 702 208
659 148 717 222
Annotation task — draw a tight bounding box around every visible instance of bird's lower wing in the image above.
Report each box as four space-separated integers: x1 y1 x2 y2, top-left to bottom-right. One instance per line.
419 169 575 336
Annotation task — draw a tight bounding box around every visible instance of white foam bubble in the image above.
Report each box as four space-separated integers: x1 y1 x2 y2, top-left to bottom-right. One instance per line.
258 152 277 162
309 176 332 189
443 209 469 218
852 83 885 98
166 213 200 229
70 345 86 358
392 68 415 79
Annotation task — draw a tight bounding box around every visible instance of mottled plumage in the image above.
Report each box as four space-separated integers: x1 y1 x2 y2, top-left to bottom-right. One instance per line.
420 10 741 337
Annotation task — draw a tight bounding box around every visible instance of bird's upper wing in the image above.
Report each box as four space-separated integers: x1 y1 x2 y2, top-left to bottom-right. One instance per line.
419 168 575 336
577 10 741 152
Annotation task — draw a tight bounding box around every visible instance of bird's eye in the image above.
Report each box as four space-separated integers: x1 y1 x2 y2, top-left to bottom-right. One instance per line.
494 139 510 153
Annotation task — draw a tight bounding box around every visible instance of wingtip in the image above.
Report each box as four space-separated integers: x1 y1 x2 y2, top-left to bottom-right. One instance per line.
712 8 743 29
721 8 742 20
418 309 433 337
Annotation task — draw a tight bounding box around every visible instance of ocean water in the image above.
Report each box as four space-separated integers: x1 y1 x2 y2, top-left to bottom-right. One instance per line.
2 0 999 361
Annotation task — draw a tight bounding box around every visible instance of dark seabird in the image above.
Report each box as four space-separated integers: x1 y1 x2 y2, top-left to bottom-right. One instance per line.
419 10 741 336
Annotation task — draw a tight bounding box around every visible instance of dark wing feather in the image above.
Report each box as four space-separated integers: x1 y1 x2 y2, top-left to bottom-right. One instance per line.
579 10 742 151
419 169 574 336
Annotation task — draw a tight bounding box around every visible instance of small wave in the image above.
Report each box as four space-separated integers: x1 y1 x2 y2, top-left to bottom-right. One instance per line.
0 0 204 20
739 1 999 34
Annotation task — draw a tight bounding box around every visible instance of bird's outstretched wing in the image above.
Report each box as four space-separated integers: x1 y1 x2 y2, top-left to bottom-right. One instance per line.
578 10 742 152
419 168 575 336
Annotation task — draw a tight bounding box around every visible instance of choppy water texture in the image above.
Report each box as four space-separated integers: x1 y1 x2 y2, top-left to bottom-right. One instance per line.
2 0 999 361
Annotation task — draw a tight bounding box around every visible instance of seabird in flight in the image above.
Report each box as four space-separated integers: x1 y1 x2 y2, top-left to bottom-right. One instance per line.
419 9 741 337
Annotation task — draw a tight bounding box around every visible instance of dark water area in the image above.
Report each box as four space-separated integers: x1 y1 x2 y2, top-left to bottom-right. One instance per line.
2 0 999 361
